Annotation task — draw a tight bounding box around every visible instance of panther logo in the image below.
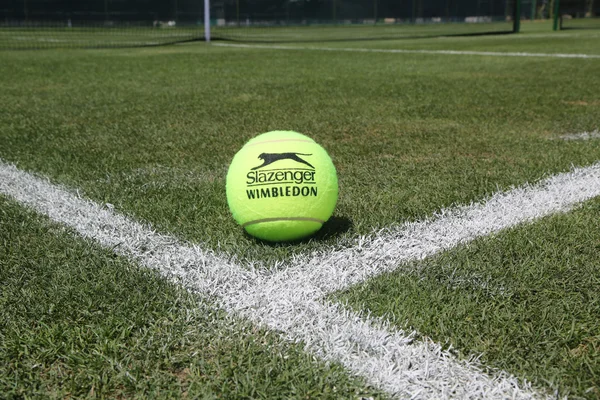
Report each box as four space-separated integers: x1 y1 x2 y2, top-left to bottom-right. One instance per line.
252 152 314 170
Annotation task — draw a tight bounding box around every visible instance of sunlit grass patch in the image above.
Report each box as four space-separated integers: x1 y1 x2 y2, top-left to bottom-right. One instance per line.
334 198 600 398
0 196 382 399
1 39 599 261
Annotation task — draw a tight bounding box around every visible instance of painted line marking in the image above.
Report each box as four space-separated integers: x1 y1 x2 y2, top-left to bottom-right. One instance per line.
5 35 162 46
214 42 600 59
4 160 600 397
281 162 600 292
560 129 600 141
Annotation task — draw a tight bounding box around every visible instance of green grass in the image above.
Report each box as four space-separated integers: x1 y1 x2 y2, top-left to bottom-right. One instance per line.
334 198 600 398
317 27 600 54
0 195 383 399
0 26 203 49
1 31 599 262
561 17 600 31
211 21 515 42
1 24 600 398
0 21 516 50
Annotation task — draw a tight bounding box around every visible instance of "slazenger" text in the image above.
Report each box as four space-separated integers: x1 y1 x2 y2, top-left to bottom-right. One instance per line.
246 169 316 185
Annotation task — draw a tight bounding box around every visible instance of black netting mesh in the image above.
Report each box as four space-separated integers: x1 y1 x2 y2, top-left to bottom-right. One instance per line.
213 0 511 21
1 0 519 49
559 0 600 29
211 0 516 42
0 0 205 49
1 0 204 23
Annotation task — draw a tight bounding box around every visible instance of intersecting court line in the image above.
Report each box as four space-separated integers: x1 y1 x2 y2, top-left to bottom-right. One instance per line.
214 42 600 59
3 160 600 398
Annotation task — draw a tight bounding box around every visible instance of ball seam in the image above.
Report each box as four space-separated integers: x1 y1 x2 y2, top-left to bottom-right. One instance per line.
242 217 325 227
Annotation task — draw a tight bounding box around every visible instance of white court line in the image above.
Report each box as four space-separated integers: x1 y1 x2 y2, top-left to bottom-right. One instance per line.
214 42 600 59
560 129 600 141
3 160 600 397
6 35 162 46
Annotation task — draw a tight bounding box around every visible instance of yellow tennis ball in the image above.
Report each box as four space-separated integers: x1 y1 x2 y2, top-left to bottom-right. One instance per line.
226 131 338 242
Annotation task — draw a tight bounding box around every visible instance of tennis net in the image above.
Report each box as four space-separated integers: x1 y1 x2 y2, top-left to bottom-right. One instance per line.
1 0 522 49
559 0 600 29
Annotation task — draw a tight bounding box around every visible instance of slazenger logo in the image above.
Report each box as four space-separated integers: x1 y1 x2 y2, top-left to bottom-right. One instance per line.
246 152 316 185
252 152 315 170
244 152 318 200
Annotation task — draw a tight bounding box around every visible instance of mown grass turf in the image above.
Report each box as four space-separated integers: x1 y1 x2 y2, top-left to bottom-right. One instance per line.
561 17 600 31
0 26 203 50
334 198 600 399
311 22 600 54
0 20 515 50
0 30 599 264
0 196 383 399
211 21 515 42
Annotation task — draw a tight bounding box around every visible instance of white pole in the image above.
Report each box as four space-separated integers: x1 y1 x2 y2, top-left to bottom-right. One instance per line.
204 0 210 42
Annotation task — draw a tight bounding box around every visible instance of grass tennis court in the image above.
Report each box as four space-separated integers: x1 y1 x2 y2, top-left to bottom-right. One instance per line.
0 20 582 50
561 17 600 30
0 26 203 49
335 197 600 398
0 196 381 399
210 21 515 42
1 25 599 398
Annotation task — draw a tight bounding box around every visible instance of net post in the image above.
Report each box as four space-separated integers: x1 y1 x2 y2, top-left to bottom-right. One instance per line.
373 0 378 22
553 0 560 30
332 0 337 24
513 0 522 32
204 0 211 42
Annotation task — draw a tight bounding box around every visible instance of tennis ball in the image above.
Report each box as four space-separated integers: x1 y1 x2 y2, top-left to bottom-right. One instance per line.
226 131 338 242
